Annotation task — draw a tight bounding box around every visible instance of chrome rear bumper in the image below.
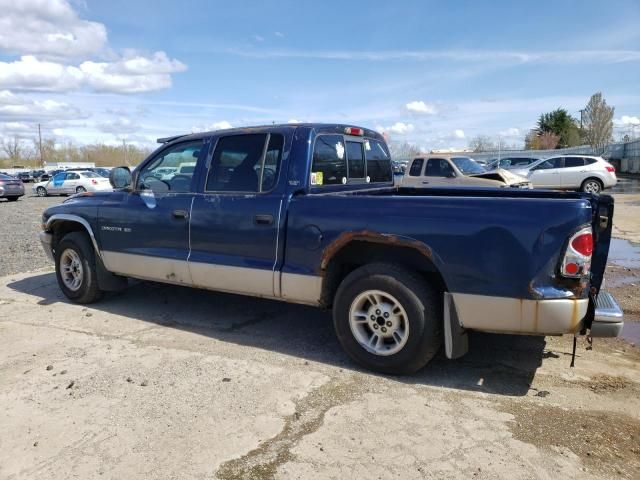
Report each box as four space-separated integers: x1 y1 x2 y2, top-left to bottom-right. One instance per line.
590 290 624 337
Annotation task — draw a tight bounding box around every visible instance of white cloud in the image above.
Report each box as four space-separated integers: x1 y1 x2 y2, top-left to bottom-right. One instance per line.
0 0 107 59
274 32 285 38
406 100 437 114
97 117 140 134
379 122 415 135
617 115 640 126
0 90 87 122
454 129 465 139
0 56 84 92
287 118 300 123
253 35 265 43
192 121 233 133
209 121 233 130
227 48 640 65
499 127 520 137
0 54 187 94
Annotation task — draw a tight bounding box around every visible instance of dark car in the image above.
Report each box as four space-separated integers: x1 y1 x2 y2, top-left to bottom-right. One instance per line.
17 172 33 182
0 173 25 201
38 123 622 374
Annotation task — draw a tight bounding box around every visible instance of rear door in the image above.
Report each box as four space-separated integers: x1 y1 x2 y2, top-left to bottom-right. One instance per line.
64 172 81 193
561 156 587 188
528 157 563 188
188 132 287 297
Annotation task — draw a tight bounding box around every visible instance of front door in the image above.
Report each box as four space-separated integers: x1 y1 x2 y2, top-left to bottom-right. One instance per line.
188 132 286 297
528 157 564 188
98 140 205 285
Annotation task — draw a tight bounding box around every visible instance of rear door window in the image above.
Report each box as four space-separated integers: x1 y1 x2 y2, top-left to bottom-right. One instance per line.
206 134 268 192
564 157 585 168
364 139 392 182
409 159 424 176
312 135 347 185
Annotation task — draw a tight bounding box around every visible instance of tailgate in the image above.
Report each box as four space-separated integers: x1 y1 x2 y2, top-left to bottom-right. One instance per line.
589 193 614 293
585 193 615 331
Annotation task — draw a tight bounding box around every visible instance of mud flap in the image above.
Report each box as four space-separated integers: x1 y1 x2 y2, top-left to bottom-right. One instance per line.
96 255 128 291
444 292 469 359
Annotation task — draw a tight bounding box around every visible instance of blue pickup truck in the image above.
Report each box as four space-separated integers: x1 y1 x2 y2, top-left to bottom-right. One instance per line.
38 124 623 374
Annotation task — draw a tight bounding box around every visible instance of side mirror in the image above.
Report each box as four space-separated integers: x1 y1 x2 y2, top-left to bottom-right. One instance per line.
447 171 457 178
109 166 132 189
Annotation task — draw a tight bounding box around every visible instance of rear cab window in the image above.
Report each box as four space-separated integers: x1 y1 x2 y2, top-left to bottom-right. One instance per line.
311 133 392 186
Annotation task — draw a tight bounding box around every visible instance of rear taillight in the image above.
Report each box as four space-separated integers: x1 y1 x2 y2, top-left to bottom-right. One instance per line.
561 227 593 278
91 179 98 185
605 165 615 173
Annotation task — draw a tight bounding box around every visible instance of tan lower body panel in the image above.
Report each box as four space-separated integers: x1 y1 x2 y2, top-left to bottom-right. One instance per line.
451 293 588 335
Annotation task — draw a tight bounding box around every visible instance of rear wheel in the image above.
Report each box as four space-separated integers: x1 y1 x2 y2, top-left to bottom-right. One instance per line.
36 187 47 197
333 263 442 374
76 186 87 193
581 178 603 194
55 232 104 304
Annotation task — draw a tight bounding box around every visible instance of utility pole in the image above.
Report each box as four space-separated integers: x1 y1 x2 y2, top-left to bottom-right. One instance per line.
38 123 44 168
579 109 586 129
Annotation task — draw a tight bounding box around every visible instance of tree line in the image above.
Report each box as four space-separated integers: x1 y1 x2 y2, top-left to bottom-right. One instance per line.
0 137 152 169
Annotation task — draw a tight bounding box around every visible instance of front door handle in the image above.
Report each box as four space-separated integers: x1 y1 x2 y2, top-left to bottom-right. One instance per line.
172 209 189 219
422 181 429 184
254 214 274 225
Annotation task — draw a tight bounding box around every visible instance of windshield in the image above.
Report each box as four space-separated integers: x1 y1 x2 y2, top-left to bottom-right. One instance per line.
451 157 486 175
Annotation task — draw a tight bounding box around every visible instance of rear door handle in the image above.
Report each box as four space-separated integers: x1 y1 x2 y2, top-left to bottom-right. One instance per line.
422 181 429 184
172 209 189 219
254 214 274 225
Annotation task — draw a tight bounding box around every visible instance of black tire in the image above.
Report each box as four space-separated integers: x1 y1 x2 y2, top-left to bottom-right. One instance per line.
36 187 47 197
76 186 86 193
55 231 104 304
333 263 442 375
6 196 19 202
580 178 603 194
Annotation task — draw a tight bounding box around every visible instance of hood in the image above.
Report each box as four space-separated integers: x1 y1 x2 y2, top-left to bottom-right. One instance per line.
468 168 530 185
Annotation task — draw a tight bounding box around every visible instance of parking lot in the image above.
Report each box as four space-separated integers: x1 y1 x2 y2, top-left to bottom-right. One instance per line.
1 189 640 479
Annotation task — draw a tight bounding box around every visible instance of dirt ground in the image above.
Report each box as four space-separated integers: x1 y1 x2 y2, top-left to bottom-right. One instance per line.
0 187 639 479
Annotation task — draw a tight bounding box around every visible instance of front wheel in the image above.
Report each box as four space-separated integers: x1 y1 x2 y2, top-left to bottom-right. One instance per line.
55 232 104 304
36 187 47 197
333 263 442 374
6 196 19 202
581 178 603 194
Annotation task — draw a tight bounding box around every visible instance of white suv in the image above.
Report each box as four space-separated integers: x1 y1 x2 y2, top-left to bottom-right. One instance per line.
511 155 617 193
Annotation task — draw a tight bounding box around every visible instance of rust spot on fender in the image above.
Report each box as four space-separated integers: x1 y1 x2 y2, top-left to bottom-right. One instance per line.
319 230 433 273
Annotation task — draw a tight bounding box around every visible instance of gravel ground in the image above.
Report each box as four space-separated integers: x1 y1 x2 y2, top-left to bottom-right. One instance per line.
0 193 63 277
0 185 639 479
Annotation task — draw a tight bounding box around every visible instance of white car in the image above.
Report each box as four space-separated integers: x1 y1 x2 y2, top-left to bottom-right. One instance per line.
511 155 617 193
33 171 113 197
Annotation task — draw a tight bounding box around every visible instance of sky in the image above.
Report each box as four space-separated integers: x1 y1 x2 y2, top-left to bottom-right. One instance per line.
1 0 639 152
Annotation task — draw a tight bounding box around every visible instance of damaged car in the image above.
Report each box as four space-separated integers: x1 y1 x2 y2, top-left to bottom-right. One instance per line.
402 155 532 188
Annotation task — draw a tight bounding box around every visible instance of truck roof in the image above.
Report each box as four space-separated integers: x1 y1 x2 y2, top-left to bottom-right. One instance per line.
157 123 385 144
